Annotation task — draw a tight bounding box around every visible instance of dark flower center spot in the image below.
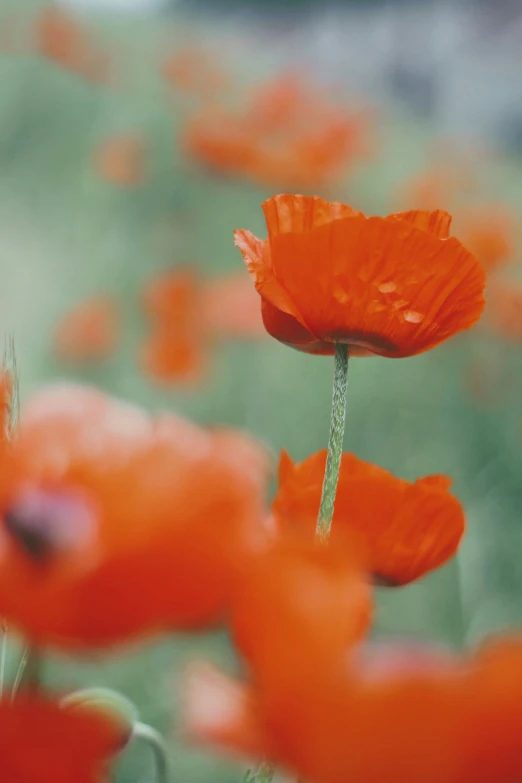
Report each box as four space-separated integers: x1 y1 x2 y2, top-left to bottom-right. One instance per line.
3 488 96 562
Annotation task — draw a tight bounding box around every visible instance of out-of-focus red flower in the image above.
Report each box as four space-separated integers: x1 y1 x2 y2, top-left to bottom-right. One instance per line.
141 267 265 385
53 296 119 364
162 46 228 98
33 5 108 84
485 280 522 341
456 206 515 274
272 450 465 586
0 696 119 783
185 636 522 783
245 73 321 133
0 383 271 649
183 73 369 189
93 134 146 187
182 108 260 179
231 536 372 687
140 325 205 386
235 194 485 358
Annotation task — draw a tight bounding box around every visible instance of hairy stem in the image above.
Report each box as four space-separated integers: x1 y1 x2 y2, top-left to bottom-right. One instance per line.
133 721 171 783
316 344 350 541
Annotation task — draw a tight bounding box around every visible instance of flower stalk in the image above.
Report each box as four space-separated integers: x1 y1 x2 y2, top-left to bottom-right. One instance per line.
133 721 171 783
316 344 350 541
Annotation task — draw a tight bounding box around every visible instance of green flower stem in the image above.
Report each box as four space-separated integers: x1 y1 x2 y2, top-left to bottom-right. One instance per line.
316 344 350 541
133 721 171 783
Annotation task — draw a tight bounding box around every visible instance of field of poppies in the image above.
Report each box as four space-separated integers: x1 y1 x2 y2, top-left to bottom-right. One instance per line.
1 2 522 782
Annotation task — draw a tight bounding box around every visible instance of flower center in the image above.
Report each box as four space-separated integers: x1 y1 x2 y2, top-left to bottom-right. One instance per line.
4 487 96 561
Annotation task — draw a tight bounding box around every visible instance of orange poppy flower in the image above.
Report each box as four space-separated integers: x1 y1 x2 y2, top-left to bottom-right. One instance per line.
141 267 265 385
140 326 206 386
185 636 522 783
245 73 321 134
53 296 119 364
33 5 107 84
272 449 465 585
235 194 486 357
231 536 372 687
0 383 270 649
0 696 119 783
141 268 206 385
93 134 146 188
182 108 260 179
485 280 522 342
183 69 369 190
456 206 515 274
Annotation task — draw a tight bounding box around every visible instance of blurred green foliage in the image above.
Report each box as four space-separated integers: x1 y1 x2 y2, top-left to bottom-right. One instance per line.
1 1 522 781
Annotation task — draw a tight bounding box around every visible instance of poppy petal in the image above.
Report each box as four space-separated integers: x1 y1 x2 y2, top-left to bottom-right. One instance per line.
389 209 452 239
269 214 485 356
234 229 310 329
262 194 362 239
273 450 465 585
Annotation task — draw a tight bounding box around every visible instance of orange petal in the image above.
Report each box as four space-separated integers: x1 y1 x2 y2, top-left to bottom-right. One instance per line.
389 209 452 239
140 329 206 386
231 536 372 687
234 230 310 329
268 213 485 357
272 450 465 585
262 194 362 240
0 696 119 781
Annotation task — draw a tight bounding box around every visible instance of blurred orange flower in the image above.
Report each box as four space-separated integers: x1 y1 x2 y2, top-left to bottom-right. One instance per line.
272 450 465 585
235 194 486 357
141 267 264 385
0 696 119 783
182 108 259 179
93 134 146 187
185 637 522 783
0 384 270 649
456 206 515 274
183 73 368 189
231 537 372 687
141 325 205 386
53 296 119 364
33 5 108 84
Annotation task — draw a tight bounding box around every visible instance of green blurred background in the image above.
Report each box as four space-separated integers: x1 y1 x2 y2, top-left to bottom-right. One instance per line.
1 0 522 781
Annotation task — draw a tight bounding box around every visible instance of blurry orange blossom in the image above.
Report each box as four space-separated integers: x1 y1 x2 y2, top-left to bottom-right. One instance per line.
141 267 264 385
272 450 465 586
0 695 120 783
185 634 522 783
0 383 271 649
